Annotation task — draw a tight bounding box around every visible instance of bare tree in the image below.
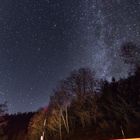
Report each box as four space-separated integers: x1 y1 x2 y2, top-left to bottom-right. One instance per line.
59 68 97 128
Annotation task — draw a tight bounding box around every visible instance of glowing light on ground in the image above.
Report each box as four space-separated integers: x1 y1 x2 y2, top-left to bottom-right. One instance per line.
113 138 140 140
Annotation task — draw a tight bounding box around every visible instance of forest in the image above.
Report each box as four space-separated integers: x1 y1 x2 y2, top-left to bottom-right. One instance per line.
0 42 140 140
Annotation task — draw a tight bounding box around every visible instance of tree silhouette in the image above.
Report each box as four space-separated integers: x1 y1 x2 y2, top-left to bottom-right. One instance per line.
120 42 140 68
0 102 7 140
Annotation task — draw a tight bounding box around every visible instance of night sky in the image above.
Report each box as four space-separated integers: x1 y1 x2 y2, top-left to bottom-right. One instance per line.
0 0 140 113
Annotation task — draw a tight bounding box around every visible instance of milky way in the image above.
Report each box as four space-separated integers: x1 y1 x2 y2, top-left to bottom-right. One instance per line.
78 0 140 79
0 0 139 113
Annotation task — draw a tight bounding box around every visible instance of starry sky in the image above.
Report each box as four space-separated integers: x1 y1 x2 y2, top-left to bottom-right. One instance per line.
0 0 140 113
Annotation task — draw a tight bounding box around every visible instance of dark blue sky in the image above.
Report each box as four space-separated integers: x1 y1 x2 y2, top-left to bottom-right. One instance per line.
0 0 140 113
